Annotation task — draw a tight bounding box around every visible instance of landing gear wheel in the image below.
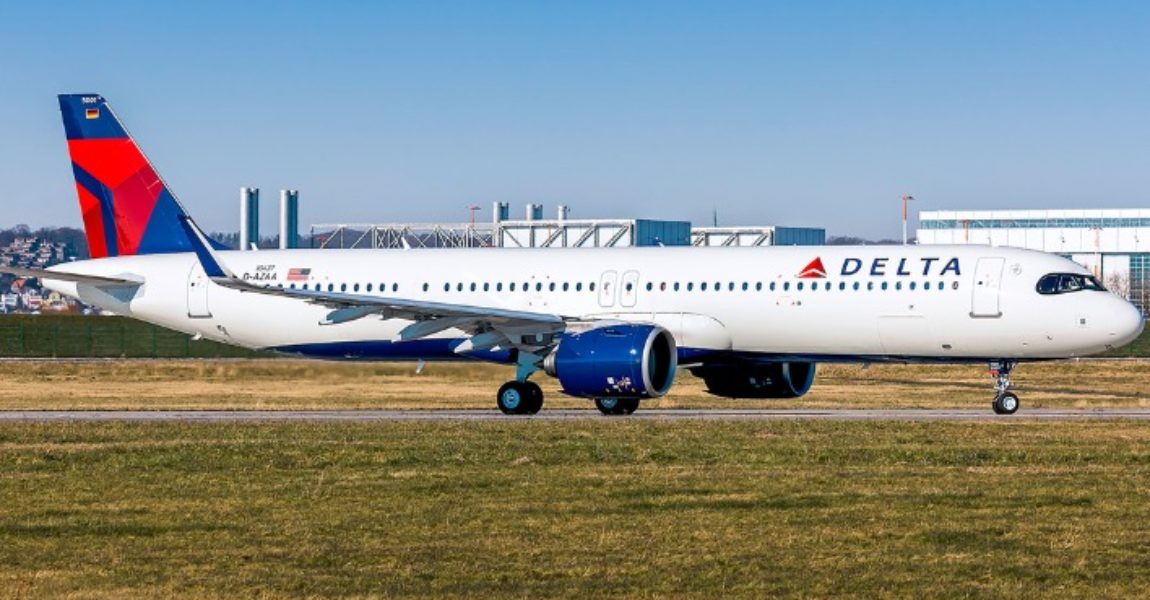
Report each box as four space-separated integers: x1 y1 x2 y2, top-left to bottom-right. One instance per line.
988 360 1020 415
497 381 527 415
595 398 622 415
992 392 1020 415
523 381 544 415
595 398 639 416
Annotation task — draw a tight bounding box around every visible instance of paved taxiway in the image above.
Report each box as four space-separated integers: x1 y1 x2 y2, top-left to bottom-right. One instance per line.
3 409 1150 422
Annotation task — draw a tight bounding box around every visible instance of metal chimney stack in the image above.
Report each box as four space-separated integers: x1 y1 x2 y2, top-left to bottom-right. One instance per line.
526 203 543 221
240 187 259 251
279 190 299 249
492 201 509 224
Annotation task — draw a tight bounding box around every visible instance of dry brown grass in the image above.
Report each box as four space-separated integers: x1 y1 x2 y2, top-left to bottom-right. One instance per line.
0 358 1146 410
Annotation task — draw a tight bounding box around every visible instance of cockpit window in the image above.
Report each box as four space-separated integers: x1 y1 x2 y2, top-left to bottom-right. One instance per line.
1036 273 1106 295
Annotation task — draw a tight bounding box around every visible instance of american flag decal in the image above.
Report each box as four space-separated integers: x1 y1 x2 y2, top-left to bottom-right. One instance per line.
287 267 311 281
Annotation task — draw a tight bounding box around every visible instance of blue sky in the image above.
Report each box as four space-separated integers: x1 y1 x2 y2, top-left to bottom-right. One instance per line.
2 1 1148 238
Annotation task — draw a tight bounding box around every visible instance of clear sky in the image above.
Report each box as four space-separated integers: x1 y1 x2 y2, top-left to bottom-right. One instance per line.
2 1 1148 238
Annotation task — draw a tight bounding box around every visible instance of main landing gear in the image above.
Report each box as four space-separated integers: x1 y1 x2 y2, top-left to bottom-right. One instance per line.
497 380 543 415
594 398 639 416
989 360 1020 415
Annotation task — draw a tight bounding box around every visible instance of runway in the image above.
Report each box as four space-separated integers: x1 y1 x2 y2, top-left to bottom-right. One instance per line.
3 408 1150 422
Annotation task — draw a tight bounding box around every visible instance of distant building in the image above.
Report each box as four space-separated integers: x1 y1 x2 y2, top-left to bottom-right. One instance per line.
918 208 1150 310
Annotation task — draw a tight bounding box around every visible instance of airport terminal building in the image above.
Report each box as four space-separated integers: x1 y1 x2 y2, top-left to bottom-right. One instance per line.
918 209 1150 311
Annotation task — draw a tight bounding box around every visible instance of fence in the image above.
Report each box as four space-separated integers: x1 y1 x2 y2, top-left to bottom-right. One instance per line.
0 315 272 359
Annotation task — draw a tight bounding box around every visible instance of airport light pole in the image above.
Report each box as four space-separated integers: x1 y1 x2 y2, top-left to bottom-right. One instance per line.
902 194 915 245
467 205 481 248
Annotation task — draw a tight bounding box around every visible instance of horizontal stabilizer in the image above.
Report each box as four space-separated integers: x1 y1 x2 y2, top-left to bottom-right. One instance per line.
0 266 143 287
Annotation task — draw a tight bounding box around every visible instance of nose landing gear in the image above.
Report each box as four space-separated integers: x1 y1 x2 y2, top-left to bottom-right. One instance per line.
989 360 1019 415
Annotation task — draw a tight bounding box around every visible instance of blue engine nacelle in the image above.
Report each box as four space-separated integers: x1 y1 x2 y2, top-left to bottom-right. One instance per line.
689 362 817 399
544 324 678 399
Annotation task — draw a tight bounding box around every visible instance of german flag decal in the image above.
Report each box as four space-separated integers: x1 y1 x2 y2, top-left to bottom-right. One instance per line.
85 108 99 119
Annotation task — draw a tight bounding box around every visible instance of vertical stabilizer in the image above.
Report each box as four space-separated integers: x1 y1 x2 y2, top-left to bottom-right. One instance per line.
58 94 208 258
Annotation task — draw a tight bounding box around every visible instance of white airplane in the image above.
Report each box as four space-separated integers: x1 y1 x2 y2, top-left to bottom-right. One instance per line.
3 94 1143 416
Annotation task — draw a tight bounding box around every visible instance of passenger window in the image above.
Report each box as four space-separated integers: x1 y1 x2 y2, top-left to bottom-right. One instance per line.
497 282 503 292
422 283 429 292
483 283 489 292
924 282 931 290
687 282 694 291
701 282 708 291
535 282 542 292
729 282 735 291
646 282 653 291
797 282 804 291
838 282 846 291
392 284 399 292
353 283 360 292
783 282 790 291
563 282 569 291
881 282 888 291
660 282 667 291
510 283 517 292
742 282 749 291
755 282 762 291
895 282 901 291
770 282 777 291
457 283 464 292
575 282 582 292
549 282 555 292
866 282 874 291
853 282 860 291
590 282 596 292
674 282 681 291
470 283 477 292
909 282 916 290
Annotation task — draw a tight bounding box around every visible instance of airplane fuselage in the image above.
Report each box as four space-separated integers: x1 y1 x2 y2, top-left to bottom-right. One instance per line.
46 244 1144 364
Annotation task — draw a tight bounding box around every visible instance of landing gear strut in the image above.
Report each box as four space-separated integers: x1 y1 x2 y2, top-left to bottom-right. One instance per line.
497 380 543 415
594 398 639 416
989 360 1019 415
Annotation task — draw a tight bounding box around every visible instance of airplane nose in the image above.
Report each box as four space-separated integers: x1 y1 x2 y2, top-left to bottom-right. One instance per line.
1109 299 1144 348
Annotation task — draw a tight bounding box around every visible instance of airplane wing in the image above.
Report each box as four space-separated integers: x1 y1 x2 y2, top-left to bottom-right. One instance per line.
0 266 143 287
177 216 569 353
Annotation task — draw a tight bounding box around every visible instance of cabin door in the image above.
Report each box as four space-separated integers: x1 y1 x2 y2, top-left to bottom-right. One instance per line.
970 257 1004 318
187 264 212 318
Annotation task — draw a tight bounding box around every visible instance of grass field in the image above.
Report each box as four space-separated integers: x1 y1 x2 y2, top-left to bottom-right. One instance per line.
2 420 1149 598
0 358 1147 411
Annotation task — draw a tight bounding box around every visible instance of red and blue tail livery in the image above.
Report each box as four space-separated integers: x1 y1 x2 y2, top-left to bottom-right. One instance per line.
58 94 216 258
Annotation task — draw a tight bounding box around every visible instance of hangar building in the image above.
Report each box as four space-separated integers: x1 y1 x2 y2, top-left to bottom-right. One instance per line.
917 209 1150 311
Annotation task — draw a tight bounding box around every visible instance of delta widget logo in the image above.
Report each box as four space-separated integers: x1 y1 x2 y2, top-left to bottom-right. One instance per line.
797 257 827 279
